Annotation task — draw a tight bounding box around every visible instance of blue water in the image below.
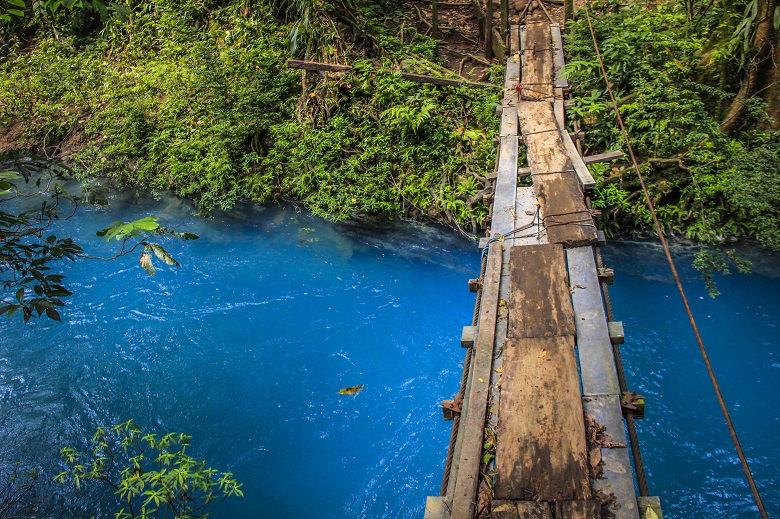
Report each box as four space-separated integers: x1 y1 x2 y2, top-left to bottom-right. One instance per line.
1 192 779 518
603 241 780 518
0 194 479 518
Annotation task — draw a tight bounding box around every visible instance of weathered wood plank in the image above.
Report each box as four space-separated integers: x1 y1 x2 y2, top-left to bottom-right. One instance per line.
451 244 503 519
582 395 641 519
493 136 519 237
520 22 553 98
565 246 620 396
583 150 625 164
492 500 553 518
555 501 601 519
554 87 565 128
501 105 519 137
510 25 520 56
560 128 597 192
287 59 353 72
508 244 575 338
494 335 590 501
514 186 547 246
550 24 568 88
533 169 598 247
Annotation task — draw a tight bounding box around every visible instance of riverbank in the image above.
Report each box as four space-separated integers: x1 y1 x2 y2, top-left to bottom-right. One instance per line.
1 0 778 250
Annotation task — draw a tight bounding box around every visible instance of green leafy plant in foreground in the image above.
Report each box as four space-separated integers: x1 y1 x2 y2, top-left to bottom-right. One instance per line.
56 420 243 519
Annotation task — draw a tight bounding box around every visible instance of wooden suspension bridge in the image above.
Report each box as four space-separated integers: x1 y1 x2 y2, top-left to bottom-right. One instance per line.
424 13 664 519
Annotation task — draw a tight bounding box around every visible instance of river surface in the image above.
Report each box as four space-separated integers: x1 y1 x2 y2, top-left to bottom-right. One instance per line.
0 193 778 518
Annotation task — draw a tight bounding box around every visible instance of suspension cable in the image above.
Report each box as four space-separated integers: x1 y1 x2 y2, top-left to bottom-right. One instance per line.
583 6 769 517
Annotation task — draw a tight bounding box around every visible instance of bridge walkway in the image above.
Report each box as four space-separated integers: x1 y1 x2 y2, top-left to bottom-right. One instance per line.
425 15 663 519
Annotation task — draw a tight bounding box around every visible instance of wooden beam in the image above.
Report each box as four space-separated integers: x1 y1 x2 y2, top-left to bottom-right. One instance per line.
287 60 353 73
287 60 498 89
555 501 602 518
582 151 625 164
399 72 498 89
494 336 591 501
450 243 503 519
551 24 568 88
508 244 575 338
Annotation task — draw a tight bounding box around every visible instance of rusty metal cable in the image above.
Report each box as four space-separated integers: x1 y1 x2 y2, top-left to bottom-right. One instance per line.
441 252 488 495
584 6 769 517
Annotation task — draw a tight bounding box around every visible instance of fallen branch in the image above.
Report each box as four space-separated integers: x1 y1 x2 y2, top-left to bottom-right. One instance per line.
287 60 500 89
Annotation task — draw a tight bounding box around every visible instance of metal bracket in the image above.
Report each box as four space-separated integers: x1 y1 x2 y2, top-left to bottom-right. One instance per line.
621 391 645 419
597 266 615 285
442 397 463 421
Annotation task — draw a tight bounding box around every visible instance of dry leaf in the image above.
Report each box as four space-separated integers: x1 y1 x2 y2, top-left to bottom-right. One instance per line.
337 384 364 395
495 366 503 375
537 349 547 359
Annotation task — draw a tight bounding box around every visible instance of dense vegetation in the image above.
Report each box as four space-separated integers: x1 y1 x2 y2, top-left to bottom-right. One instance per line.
565 0 780 251
0 0 500 236
0 0 777 249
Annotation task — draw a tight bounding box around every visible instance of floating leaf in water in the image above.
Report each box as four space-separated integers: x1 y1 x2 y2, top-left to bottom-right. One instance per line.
337 384 364 395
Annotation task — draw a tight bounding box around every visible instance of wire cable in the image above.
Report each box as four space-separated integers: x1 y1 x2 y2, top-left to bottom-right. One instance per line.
584 6 769 517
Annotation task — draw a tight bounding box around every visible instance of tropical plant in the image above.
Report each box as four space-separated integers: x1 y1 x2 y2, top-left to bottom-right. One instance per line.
56 420 243 519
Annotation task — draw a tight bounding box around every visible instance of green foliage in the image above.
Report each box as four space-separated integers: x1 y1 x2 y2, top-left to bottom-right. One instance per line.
56 420 243 519
0 154 84 322
0 0 500 235
566 0 780 251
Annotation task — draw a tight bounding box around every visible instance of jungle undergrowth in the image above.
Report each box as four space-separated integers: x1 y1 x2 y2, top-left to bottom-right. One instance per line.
564 0 780 290
0 0 502 237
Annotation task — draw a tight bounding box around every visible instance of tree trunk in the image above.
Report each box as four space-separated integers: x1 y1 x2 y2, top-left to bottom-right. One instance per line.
720 0 780 132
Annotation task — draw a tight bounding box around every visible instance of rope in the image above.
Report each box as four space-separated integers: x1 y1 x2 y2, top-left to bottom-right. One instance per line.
584 6 769 517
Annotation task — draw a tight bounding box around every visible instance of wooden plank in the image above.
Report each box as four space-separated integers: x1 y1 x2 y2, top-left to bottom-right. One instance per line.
514 186 547 246
492 500 552 518
510 26 520 56
550 24 568 88
565 246 621 396
451 244 503 519
520 22 553 98
555 501 601 519
582 395 641 519
287 59 353 72
554 87 565 128
501 105 519 137
399 72 499 89
583 150 625 164
494 336 590 501
533 169 598 247
560 128 597 191
508 244 575 338
493 136 518 237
